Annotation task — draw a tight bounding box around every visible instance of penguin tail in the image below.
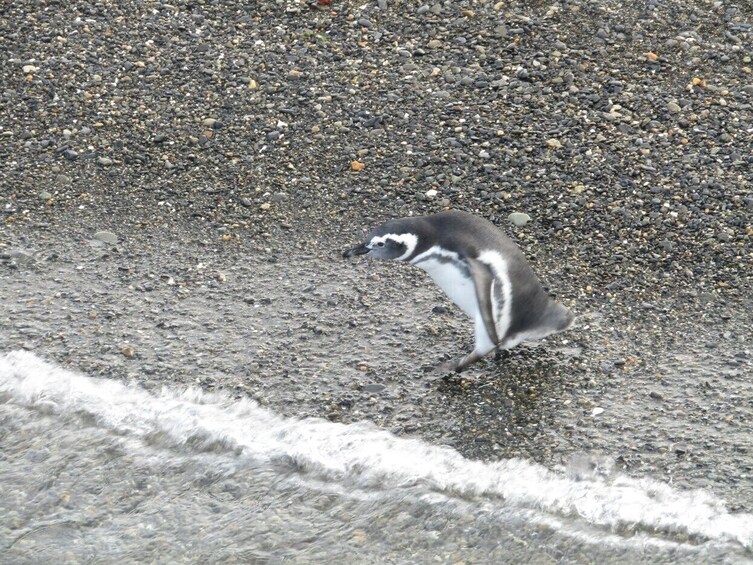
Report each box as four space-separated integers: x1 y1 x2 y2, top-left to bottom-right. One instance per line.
543 301 575 334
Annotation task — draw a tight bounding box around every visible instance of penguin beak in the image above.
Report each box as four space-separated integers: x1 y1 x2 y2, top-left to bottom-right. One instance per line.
343 242 370 258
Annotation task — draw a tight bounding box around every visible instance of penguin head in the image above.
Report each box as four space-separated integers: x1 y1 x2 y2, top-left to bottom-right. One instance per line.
343 226 419 262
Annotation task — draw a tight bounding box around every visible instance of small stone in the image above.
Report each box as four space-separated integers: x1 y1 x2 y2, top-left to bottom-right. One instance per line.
425 189 438 198
352 529 368 544
260 202 271 210
508 212 531 227
649 391 664 401
428 39 443 49
202 118 217 128
39 191 53 201
666 102 681 113
546 138 562 149
363 383 386 393
62 149 78 160
22 65 38 74
97 157 113 166
288 69 304 78
350 161 365 171
591 407 604 417
93 231 118 244
357 18 372 28
479 150 490 159
248 79 258 89
56 174 72 186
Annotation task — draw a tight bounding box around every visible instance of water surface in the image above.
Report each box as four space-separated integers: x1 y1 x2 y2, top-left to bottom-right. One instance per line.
1 351 751 563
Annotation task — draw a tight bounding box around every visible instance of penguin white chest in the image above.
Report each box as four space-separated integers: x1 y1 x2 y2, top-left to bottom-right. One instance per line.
416 258 479 319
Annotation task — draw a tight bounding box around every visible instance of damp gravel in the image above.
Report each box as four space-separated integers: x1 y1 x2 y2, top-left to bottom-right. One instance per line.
1 0 752 561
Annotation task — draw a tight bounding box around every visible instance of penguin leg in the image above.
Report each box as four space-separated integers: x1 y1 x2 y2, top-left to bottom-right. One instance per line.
434 315 497 374
434 350 484 374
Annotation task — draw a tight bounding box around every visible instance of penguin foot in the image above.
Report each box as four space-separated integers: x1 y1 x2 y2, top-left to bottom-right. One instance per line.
432 358 464 376
494 348 512 361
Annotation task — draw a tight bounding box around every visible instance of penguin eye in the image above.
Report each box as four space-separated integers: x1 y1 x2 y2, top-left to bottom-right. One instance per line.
376 241 385 247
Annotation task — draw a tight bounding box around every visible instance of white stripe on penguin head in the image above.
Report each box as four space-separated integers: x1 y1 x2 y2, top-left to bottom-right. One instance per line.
370 233 418 261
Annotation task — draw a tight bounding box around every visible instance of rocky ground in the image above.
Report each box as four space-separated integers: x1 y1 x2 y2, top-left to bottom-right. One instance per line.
1 0 752 511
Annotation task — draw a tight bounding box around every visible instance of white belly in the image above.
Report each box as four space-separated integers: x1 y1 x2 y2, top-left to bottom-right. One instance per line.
417 258 478 319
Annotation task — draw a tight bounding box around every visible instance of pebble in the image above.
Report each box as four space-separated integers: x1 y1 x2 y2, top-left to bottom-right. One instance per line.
39 191 52 201
22 64 37 74
97 157 113 166
93 231 118 244
546 138 562 149
508 212 531 227
666 102 682 113
363 384 386 393
62 149 78 160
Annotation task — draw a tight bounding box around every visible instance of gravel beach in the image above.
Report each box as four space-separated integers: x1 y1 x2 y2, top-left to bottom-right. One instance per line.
2 0 752 517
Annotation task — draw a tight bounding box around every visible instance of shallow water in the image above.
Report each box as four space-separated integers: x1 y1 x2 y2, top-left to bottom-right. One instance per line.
1 351 751 564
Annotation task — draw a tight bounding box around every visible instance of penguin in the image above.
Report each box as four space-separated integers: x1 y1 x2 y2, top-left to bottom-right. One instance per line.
343 210 574 373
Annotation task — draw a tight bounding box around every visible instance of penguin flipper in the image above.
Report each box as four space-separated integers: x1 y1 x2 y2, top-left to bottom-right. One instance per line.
466 257 500 346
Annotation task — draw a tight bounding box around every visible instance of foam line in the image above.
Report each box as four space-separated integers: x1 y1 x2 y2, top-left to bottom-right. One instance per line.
1 350 751 549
